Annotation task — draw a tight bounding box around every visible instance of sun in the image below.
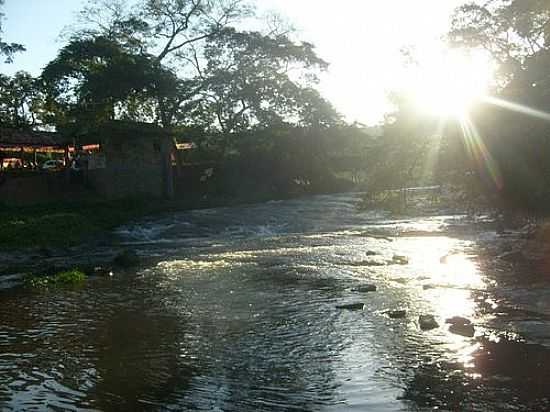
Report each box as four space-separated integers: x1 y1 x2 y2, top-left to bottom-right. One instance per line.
409 49 493 118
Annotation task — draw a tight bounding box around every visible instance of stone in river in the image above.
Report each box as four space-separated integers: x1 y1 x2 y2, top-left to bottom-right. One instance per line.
365 250 378 256
392 255 409 265
336 302 365 311
449 323 475 337
388 310 407 319
419 314 439 330
352 284 377 293
445 316 472 326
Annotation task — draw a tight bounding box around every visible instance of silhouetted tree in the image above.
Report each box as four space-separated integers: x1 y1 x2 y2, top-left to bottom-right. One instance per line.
0 0 25 63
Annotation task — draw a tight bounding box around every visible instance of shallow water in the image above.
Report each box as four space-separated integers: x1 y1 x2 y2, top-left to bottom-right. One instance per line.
2 193 550 411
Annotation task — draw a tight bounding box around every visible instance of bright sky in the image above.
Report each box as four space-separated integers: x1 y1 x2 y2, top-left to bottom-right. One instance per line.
0 0 465 125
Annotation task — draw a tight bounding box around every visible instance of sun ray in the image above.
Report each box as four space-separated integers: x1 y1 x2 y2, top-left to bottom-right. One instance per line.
459 115 503 190
482 96 550 122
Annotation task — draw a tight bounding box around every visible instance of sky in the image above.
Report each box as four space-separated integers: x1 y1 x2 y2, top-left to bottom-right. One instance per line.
0 0 465 125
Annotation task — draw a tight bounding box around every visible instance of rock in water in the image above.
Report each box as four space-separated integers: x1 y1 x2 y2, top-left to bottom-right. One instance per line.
336 303 365 311
449 323 475 337
419 314 439 330
445 316 472 326
388 310 407 319
353 284 377 293
365 250 378 256
392 255 409 265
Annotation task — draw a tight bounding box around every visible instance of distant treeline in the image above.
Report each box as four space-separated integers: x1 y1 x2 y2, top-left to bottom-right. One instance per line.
2 0 550 211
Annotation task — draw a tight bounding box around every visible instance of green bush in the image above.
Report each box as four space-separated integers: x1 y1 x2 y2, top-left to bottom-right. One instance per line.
24 269 86 288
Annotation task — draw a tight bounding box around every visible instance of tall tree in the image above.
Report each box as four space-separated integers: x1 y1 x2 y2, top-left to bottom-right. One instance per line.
0 71 42 127
44 0 336 135
73 0 253 64
41 36 180 127
0 0 25 63
197 28 335 134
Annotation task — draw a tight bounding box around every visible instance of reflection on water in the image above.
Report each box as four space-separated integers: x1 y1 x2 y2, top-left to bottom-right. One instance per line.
1 193 550 410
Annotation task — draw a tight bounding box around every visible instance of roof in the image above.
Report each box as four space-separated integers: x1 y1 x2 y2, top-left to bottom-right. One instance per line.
59 120 173 141
0 127 70 148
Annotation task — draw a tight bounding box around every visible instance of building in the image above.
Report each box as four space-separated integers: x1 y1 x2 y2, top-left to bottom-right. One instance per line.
82 121 175 199
0 122 176 204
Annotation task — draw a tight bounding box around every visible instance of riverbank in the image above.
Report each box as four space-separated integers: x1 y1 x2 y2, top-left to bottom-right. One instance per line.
0 190 353 282
0 192 304 251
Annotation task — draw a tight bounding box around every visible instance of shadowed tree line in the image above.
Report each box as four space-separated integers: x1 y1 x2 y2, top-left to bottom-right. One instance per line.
5 0 550 210
364 0 550 217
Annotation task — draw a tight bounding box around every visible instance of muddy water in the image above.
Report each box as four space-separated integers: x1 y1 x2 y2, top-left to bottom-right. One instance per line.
2 193 550 411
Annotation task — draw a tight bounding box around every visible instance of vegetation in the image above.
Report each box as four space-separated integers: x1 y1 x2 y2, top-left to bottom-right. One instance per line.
0 198 177 249
0 0 24 63
24 269 86 288
360 1 550 218
1 0 550 224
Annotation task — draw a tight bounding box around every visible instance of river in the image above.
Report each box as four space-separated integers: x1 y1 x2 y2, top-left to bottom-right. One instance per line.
1 193 550 411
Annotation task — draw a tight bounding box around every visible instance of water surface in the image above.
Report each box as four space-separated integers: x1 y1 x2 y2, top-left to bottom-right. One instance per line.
2 193 550 410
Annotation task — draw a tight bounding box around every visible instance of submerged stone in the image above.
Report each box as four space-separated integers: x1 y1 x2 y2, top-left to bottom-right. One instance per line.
449 323 475 337
387 310 407 319
336 302 365 311
419 314 439 330
445 316 472 326
392 255 409 265
353 284 377 293
348 260 386 267
365 250 378 256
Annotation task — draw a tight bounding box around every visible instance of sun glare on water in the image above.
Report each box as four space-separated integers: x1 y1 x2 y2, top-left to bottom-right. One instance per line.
409 49 494 118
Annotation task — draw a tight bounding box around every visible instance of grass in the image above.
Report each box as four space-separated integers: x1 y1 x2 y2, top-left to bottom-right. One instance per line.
0 185 349 251
24 268 87 288
0 198 176 250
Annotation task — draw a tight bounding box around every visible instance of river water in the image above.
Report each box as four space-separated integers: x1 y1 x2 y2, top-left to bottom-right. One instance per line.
2 193 550 411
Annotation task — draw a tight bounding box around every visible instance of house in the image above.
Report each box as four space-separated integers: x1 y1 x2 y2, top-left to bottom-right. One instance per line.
77 121 175 199
0 122 176 204
0 127 71 163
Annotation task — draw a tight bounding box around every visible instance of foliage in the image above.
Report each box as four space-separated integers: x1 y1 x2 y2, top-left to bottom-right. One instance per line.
24 269 86 288
364 93 442 193
41 36 180 127
0 198 172 249
0 0 25 63
195 27 338 136
0 71 44 127
445 0 550 214
37 0 335 136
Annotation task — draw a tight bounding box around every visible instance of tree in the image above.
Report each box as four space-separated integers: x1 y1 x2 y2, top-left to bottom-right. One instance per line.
366 92 443 192
0 0 25 63
0 71 42 128
44 0 336 137
73 0 253 64
197 28 335 135
41 36 180 127
448 0 550 214
449 0 550 84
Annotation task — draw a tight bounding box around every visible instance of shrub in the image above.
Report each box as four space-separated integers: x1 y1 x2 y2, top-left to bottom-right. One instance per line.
24 269 86 288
